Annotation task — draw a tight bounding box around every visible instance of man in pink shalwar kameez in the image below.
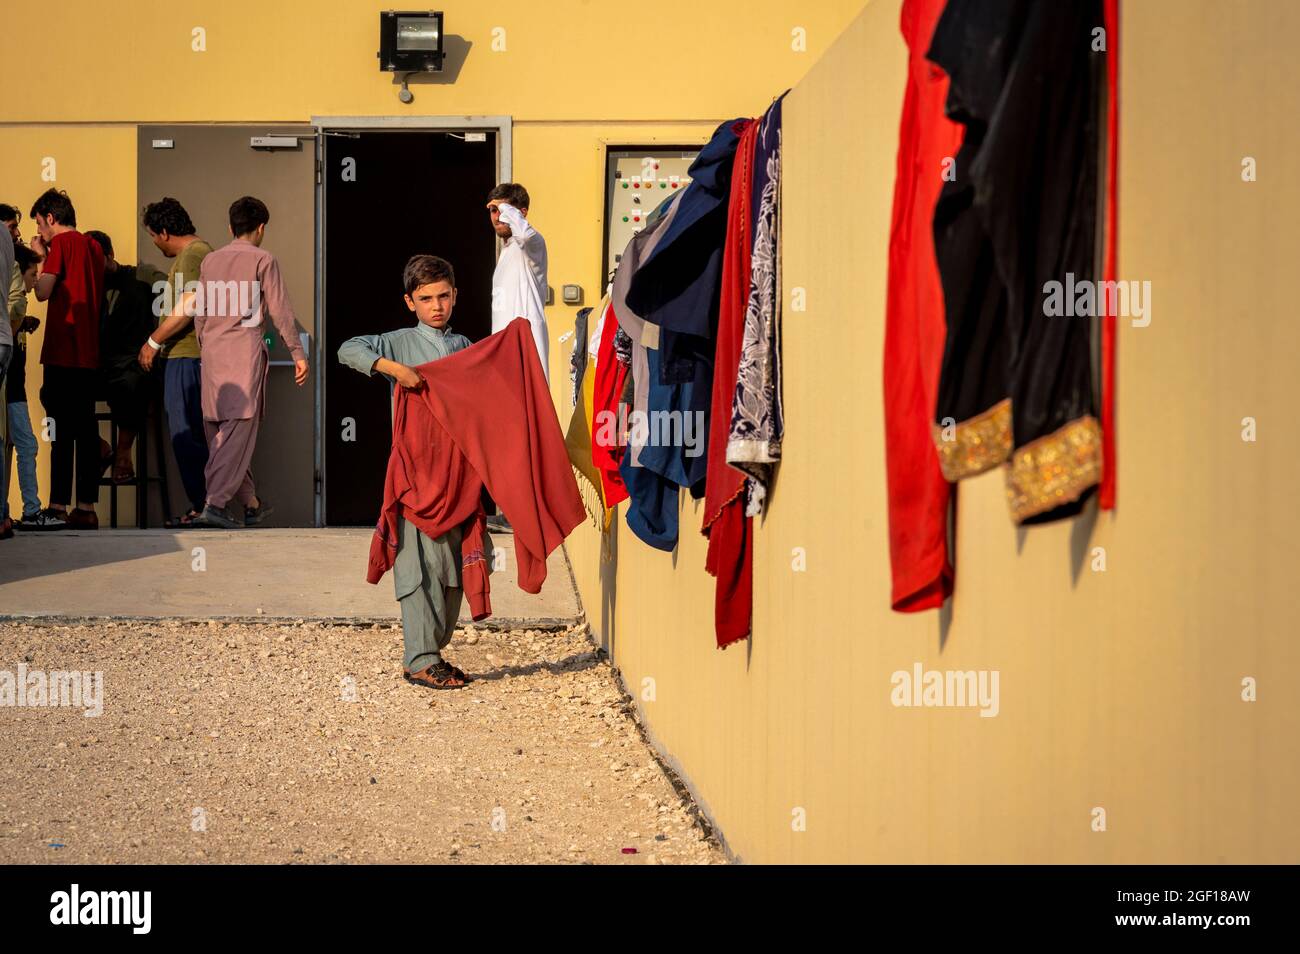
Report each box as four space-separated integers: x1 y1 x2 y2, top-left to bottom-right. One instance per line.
192 196 309 528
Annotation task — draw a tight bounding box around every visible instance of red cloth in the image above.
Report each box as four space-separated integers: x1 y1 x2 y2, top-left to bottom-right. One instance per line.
883 0 963 612
39 230 105 369
1099 0 1119 511
702 117 758 649
367 318 586 620
591 299 629 508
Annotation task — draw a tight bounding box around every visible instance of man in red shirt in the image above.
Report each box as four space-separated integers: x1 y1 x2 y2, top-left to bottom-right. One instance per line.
29 188 105 529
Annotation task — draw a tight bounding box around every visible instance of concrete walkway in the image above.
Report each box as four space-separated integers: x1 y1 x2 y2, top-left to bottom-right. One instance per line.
0 528 581 624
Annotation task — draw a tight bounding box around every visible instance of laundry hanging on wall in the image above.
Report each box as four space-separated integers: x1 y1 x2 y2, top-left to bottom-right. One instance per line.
569 304 591 411
592 100 787 648
927 0 1111 525
612 188 701 552
590 296 631 510
1099 0 1120 512
702 115 760 649
614 114 749 563
727 91 788 520
884 0 965 614
565 300 611 530
625 116 749 473
614 188 684 469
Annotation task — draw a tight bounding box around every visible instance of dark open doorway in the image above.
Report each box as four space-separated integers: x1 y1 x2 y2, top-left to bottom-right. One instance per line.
322 128 498 526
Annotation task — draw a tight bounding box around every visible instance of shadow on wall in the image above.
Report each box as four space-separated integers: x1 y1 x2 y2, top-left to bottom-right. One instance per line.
598 508 619 656
386 35 473 93
1069 497 1101 587
1012 493 1103 585
936 494 1103 653
582 388 1104 669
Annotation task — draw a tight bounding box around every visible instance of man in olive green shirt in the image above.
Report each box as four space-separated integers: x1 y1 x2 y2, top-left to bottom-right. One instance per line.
139 197 213 526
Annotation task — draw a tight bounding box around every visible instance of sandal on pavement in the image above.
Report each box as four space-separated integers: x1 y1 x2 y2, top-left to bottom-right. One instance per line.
164 508 204 529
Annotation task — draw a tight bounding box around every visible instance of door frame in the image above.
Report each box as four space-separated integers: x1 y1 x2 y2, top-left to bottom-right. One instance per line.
310 115 512 526
138 121 321 528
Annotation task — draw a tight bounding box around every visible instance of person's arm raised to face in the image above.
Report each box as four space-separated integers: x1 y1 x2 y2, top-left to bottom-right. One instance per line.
32 234 57 302
493 201 538 245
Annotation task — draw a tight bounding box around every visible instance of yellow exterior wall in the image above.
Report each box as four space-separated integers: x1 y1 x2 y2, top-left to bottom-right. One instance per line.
567 0 1300 862
1 130 138 518
3 1 856 124
3 0 864 521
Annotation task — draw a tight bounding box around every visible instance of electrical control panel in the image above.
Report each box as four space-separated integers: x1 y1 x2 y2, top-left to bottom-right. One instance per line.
602 147 700 288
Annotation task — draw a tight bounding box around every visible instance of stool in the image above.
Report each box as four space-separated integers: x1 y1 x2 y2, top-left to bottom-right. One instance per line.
96 396 173 529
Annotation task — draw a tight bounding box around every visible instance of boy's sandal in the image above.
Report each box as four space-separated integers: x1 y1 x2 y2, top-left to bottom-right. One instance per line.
113 461 135 484
444 662 472 684
164 509 203 529
404 661 469 690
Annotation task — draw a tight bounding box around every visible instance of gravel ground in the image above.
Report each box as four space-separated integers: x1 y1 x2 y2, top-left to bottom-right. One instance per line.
0 619 727 864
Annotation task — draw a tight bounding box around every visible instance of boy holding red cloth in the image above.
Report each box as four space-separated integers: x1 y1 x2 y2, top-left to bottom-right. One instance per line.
338 255 477 690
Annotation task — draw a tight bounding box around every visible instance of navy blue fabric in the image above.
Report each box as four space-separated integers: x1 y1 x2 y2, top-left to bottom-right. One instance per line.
619 450 678 552
163 356 209 511
619 303 713 551
638 343 707 493
626 117 746 347
617 117 749 551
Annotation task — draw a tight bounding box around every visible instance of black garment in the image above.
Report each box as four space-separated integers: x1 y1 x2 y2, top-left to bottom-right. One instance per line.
99 263 159 430
570 305 591 410
40 364 101 507
928 0 1105 524
615 327 636 414
101 359 155 430
100 263 158 361
5 338 26 404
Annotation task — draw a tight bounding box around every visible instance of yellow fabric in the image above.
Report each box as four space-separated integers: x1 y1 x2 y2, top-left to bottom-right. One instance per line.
564 329 610 531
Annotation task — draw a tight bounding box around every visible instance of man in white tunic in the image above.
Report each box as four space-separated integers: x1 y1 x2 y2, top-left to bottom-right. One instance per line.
487 183 548 383
486 183 549 534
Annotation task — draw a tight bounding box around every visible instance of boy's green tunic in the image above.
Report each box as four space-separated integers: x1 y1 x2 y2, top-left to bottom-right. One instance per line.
338 322 475 671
